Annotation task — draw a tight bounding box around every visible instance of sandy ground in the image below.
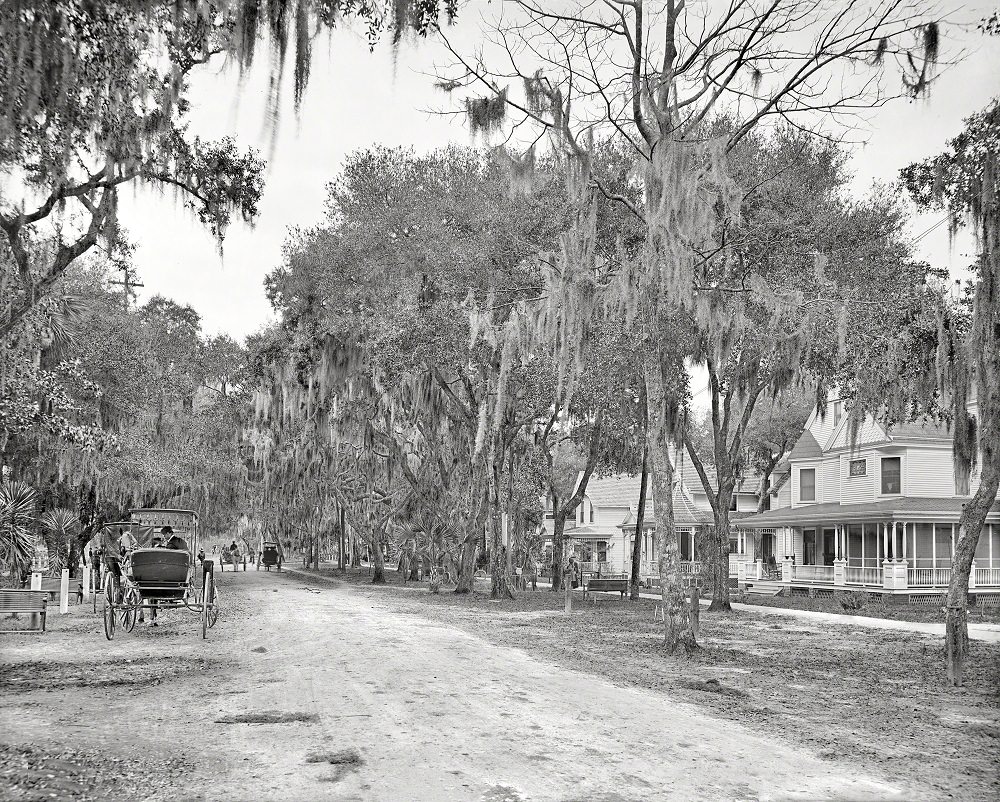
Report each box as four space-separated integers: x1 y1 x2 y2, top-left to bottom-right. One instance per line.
0 569 974 801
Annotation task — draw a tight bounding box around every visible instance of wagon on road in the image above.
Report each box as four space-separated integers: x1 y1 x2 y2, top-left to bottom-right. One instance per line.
100 509 219 640
257 540 282 572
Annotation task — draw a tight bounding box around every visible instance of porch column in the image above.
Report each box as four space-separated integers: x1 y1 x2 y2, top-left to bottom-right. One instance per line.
781 555 793 584
882 523 889 562
970 560 977 589
834 523 847 586
901 522 907 561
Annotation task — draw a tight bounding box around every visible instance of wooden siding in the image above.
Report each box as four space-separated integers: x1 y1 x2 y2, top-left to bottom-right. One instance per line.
821 458 839 504
905 446 955 498
807 407 838 449
840 451 876 505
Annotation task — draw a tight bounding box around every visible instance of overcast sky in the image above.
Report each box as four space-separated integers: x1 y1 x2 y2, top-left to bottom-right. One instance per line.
116 2 1000 341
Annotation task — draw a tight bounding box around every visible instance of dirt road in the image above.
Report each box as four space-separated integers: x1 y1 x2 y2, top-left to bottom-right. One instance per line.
2 569 918 801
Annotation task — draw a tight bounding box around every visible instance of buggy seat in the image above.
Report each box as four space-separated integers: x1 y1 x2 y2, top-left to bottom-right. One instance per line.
129 548 190 598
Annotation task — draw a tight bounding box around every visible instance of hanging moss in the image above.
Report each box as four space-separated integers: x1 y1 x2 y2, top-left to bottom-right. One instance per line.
465 88 508 138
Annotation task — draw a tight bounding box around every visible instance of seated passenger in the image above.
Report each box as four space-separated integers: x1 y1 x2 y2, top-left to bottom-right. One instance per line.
161 525 189 553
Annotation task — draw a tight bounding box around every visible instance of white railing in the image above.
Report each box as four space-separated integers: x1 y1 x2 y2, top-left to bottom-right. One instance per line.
846 566 883 585
975 567 1000 587
908 567 952 587
579 561 614 575
793 564 834 583
679 561 703 575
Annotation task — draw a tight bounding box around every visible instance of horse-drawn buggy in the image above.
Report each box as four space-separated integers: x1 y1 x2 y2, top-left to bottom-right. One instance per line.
98 509 219 640
257 539 282 572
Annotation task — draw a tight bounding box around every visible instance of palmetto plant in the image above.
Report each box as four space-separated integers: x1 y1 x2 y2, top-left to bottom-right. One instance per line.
0 481 37 579
41 507 81 572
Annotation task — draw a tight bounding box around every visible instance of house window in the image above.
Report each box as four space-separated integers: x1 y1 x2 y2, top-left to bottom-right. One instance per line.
849 459 867 477
799 468 816 502
881 457 901 494
833 401 843 427
589 503 594 523
729 495 738 511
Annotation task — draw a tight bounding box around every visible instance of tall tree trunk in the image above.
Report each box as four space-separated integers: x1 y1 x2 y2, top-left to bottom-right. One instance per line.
337 505 345 570
644 353 697 653
946 272 1000 683
629 449 649 600
550 497 565 592
488 458 515 600
370 530 386 584
709 485 734 612
454 535 478 594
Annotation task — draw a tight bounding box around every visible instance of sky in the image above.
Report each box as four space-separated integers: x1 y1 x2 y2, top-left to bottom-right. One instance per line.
116 2 1000 341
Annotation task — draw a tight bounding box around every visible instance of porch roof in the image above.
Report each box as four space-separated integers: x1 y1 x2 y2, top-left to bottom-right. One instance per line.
736 497 1000 528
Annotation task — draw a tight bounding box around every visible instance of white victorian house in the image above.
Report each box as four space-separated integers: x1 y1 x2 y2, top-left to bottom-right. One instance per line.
542 458 762 580
734 395 1000 596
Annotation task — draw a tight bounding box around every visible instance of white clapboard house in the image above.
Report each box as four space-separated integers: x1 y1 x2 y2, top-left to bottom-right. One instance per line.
733 394 1000 597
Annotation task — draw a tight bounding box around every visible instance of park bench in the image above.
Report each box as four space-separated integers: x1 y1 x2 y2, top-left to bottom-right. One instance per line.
585 577 629 601
0 590 48 633
976 594 1000 618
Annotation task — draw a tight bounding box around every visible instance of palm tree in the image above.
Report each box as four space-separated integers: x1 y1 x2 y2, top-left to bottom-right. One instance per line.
41 508 81 574
0 481 37 583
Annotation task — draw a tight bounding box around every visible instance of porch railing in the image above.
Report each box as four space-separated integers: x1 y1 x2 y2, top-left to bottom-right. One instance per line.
846 566 883 585
679 561 703 575
908 567 952 587
975 567 1000 587
637 560 704 577
579 561 614 575
793 564 834 583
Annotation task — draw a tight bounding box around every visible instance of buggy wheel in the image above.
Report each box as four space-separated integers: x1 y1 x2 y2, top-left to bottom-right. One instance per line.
122 587 139 633
207 582 219 628
102 575 118 640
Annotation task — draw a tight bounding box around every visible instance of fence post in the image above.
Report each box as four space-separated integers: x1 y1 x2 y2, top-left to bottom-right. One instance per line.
83 565 91 601
59 568 70 614
30 572 42 591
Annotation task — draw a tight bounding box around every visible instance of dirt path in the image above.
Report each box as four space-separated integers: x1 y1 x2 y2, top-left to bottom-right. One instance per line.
2 570 924 801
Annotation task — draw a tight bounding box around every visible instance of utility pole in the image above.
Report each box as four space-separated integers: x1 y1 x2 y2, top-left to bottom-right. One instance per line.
109 265 144 310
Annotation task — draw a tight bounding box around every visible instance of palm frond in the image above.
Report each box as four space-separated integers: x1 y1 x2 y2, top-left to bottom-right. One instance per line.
0 481 38 577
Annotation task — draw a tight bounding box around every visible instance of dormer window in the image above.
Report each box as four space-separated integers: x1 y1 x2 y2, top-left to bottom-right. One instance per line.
799 468 816 502
833 401 843 427
589 503 594 523
881 457 901 494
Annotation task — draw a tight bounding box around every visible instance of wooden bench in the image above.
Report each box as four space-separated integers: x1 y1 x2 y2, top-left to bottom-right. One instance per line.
976 594 1000 618
0 590 48 632
585 577 629 601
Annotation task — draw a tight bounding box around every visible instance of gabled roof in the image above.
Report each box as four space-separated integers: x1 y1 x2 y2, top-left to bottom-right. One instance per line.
582 474 646 508
787 430 823 460
618 481 714 529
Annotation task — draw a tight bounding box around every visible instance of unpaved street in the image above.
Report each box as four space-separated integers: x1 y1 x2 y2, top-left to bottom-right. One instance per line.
3 569 919 801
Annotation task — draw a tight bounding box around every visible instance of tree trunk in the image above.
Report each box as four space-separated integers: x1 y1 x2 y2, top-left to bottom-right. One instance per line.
946 225 1000 686
489 507 515 600
370 533 386 584
629 449 649 600
337 505 345 570
709 485 734 612
644 353 697 653
488 462 515 600
454 535 478 594
550 498 565 592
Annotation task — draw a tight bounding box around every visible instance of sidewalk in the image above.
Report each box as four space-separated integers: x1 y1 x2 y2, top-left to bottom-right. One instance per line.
287 566 1000 644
